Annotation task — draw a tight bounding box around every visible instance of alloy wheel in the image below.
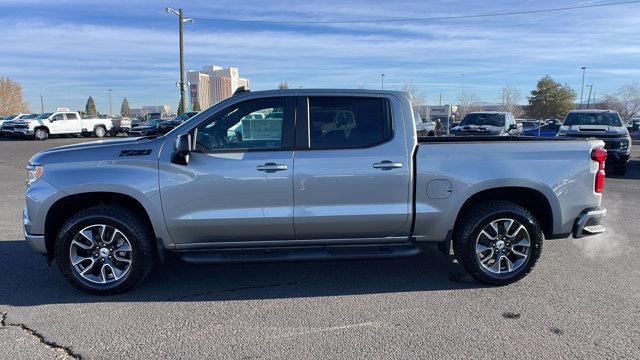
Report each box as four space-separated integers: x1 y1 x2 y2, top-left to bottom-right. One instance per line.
475 218 530 275
69 224 133 284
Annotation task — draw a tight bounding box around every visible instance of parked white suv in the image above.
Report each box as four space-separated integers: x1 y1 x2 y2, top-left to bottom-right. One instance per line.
2 108 113 140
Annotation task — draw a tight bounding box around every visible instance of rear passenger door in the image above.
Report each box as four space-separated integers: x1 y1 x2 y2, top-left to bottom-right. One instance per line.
292 95 412 241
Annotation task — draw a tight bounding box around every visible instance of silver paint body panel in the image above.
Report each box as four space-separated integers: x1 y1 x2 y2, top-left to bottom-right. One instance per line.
24 89 603 254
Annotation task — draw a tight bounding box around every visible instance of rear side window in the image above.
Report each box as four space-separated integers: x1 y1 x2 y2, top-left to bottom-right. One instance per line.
308 97 392 149
65 113 78 120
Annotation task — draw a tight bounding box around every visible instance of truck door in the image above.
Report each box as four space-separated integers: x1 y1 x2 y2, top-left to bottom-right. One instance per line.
292 95 412 241
47 113 66 134
64 113 82 133
158 96 296 247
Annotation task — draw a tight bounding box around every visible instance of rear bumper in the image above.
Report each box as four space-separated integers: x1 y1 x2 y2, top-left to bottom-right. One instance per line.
572 207 606 238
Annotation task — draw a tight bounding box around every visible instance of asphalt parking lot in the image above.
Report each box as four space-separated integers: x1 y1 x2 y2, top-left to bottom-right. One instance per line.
1 136 639 359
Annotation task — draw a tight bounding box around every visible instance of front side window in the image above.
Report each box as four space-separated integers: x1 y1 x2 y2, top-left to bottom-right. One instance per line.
308 97 392 150
52 113 64 121
195 98 285 151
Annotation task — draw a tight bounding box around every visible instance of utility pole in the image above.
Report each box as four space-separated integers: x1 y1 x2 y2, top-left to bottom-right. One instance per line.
381 74 385 90
40 95 44 113
586 84 593 109
579 66 586 109
108 89 113 116
165 7 194 114
439 93 442 106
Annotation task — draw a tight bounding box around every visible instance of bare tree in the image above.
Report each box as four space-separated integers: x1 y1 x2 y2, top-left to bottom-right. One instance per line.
278 82 289 90
0 77 30 115
602 83 640 120
499 85 524 117
456 91 482 120
401 83 427 119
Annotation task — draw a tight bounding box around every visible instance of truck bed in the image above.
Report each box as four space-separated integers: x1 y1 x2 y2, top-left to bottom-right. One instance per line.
418 135 579 143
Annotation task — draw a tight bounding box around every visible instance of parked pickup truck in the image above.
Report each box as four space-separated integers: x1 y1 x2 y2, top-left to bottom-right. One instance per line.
557 109 631 175
24 90 607 294
2 109 113 140
451 111 523 136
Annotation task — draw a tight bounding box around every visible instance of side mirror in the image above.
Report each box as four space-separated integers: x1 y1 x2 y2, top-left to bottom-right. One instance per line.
171 133 191 165
509 123 518 130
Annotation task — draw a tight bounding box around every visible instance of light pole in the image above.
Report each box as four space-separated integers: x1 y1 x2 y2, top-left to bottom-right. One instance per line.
461 73 465 104
381 74 385 90
165 7 194 114
586 84 593 109
108 89 113 116
40 95 44 113
579 66 586 109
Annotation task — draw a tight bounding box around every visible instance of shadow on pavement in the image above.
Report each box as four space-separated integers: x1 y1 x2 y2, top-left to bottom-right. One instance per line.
0 240 483 306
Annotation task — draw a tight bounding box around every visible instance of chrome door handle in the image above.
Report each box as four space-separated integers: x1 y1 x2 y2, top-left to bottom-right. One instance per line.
257 163 288 172
373 160 404 170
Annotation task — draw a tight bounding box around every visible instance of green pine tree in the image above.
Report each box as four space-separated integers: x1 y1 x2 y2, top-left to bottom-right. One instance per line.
526 75 576 119
85 96 97 116
120 97 131 117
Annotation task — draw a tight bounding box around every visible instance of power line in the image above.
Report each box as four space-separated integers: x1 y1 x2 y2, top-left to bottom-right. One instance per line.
193 1 640 24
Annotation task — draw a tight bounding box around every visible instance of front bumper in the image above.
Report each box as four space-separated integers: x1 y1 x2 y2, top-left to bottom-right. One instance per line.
605 151 630 166
23 208 46 254
572 207 606 238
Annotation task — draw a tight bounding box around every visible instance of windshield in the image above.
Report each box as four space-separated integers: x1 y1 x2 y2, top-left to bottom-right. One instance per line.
148 119 163 126
564 112 623 127
23 113 39 119
36 112 53 119
3 115 18 120
460 113 505 127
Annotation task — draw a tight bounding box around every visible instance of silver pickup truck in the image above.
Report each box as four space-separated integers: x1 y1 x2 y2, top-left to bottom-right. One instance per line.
24 89 607 294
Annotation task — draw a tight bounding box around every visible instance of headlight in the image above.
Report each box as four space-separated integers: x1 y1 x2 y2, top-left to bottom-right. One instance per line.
26 164 44 185
620 139 629 150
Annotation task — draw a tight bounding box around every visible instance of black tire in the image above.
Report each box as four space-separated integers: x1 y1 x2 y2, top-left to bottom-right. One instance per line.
613 165 627 176
94 126 106 138
34 128 48 141
453 201 543 285
55 205 155 294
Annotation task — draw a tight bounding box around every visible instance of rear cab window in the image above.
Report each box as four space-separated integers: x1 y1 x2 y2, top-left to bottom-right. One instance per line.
307 97 393 150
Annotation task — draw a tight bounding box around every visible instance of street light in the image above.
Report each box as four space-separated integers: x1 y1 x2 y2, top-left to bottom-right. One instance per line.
108 89 113 116
165 7 194 114
579 66 586 109
381 74 385 90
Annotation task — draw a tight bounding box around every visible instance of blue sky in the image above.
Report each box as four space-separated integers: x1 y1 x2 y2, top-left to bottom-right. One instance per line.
1 0 640 113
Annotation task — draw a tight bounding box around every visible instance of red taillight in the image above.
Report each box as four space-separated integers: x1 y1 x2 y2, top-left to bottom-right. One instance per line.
591 148 607 193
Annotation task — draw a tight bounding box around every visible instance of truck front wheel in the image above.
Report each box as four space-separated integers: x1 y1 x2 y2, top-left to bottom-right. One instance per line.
55 205 155 294
453 201 543 285
34 128 48 141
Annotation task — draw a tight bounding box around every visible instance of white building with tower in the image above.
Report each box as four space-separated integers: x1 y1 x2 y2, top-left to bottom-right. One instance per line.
188 65 250 110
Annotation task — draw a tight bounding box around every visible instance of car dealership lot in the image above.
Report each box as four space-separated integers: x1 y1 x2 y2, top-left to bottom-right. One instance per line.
1 137 639 359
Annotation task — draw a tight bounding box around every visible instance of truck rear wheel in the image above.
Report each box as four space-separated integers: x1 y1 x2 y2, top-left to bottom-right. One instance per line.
94 126 106 138
453 201 543 285
55 205 155 294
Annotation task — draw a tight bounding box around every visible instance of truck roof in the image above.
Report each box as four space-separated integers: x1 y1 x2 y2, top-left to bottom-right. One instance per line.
232 88 409 97
568 109 618 114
